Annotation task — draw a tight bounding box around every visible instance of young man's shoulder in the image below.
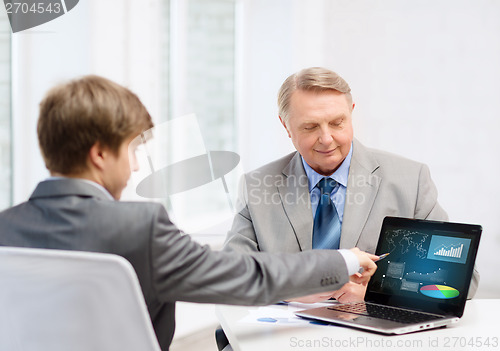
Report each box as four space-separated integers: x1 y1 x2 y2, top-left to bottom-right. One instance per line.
98 198 167 221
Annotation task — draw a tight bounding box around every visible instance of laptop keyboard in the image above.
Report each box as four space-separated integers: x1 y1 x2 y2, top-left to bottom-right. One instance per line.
327 302 445 324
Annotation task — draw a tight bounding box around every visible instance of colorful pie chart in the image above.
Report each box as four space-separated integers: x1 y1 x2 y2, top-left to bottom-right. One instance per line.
420 285 459 299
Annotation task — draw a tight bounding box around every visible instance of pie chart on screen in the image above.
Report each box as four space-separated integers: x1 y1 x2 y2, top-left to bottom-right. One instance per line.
420 285 460 299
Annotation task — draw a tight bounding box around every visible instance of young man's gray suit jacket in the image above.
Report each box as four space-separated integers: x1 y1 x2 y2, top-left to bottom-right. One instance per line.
0 178 351 351
224 139 479 297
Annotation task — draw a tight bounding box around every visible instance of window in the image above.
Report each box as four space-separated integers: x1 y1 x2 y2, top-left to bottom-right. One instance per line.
142 0 239 234
0 14 11 210
167 0 236 152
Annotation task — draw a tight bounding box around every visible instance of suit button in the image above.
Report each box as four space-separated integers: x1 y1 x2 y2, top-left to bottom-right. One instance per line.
322 277 333 286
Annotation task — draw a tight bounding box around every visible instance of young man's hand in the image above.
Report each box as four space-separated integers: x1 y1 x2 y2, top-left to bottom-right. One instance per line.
349 247 378 285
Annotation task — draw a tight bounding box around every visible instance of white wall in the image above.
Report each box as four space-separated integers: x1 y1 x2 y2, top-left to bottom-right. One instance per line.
238 0 500 298
236 0 297 170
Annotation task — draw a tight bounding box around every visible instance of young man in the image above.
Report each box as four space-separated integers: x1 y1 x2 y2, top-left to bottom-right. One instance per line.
0 75 378 351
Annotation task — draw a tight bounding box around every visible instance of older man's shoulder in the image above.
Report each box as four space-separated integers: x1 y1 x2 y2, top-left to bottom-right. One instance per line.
357 140 426 172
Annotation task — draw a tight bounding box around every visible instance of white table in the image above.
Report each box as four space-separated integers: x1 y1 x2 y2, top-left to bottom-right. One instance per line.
216 299 500 351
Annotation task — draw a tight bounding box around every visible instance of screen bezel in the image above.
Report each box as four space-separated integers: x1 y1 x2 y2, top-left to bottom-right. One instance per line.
365 216 482 317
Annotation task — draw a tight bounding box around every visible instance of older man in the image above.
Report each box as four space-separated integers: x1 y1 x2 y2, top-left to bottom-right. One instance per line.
224 67 478 302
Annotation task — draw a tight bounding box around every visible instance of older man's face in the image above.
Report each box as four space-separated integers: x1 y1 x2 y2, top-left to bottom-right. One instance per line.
281 89 354 176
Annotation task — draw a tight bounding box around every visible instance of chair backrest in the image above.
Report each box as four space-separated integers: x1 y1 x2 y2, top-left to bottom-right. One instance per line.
0 246 161 351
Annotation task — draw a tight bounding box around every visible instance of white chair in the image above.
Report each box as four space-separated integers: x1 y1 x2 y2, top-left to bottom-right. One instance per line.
0 246 161 351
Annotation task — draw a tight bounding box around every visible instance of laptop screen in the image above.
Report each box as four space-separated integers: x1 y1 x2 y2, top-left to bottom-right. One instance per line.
366 217 482 317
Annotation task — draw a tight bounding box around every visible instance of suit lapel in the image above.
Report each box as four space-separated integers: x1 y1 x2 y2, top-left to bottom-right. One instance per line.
279 152 314 251
340 139 381 249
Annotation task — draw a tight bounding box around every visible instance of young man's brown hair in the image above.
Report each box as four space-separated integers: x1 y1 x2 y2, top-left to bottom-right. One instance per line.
37 75 154 175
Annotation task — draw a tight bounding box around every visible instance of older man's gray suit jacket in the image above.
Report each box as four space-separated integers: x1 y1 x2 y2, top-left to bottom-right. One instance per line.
225 139 479 297
0 178 351 350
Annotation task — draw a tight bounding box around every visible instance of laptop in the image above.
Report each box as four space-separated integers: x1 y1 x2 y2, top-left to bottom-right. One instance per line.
296 216 482 334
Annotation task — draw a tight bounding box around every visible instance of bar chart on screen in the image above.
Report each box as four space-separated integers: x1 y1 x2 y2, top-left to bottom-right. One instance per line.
427 235 471 264
434 244 463 258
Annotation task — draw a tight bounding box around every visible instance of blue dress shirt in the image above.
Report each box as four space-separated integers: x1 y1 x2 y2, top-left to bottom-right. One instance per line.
301 143 353 224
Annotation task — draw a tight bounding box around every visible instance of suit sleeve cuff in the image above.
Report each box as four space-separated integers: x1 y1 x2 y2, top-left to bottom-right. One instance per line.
338 249 360 276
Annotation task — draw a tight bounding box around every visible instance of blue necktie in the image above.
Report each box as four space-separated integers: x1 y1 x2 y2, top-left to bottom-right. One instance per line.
312 177 341 249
